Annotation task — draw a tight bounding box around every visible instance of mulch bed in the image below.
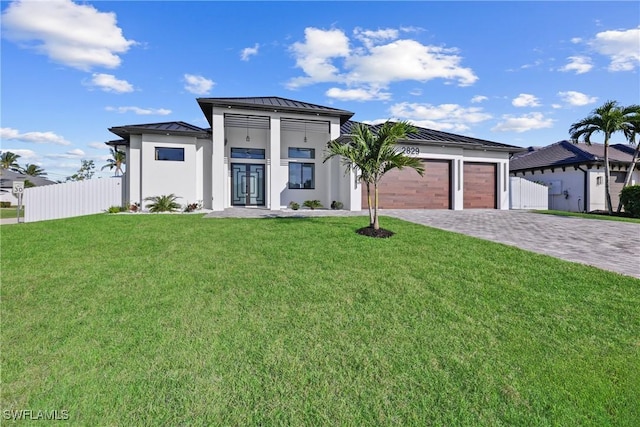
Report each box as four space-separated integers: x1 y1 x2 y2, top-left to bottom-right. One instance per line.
356 226 395 238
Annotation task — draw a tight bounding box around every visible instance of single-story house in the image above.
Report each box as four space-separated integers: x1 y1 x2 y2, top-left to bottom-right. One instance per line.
0 169 56 205
509 140 639 212
106 96 522 211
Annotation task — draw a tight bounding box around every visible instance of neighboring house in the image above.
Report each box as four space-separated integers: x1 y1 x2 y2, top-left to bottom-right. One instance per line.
106 96 522 211
509 140 639 212
0 169 56 205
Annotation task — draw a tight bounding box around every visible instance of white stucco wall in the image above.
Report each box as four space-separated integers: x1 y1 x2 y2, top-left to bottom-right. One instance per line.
512 169 588 212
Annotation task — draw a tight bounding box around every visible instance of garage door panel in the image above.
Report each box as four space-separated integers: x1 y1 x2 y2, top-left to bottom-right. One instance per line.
363 159 451 209
464 163 496 209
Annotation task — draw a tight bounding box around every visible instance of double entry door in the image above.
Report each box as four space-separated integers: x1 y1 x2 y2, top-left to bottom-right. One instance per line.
231 163 265 206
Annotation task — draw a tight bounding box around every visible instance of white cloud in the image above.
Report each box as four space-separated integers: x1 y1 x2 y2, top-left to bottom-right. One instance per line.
86 73 134 93
46 148 86 159
590 27 640 71
571 37 583 44
105 106 171 115
512 93 541 107
471 95 488 103
325 87 391 101
559 56 593 74
183 74 214 95
557 90 598 106
0 148 38 159
0 127 71 145
1 0 135 71
287 27 477 92
389 102 492 133
87 142 107 149
492 112 554 133
240 43 259 61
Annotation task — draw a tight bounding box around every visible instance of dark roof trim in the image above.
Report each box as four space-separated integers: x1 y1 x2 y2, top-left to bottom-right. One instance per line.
197 96 355 127
108 121 210 141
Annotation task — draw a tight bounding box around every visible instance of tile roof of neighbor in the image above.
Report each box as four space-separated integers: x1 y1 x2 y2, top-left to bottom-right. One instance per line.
509 140 636 171
197 96 355 125
341 120 522 152
0 169 57 188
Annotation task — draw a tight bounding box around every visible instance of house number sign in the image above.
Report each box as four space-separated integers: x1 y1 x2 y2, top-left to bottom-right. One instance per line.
398 146 420 156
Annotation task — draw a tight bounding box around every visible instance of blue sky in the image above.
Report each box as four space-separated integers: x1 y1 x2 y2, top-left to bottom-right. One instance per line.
1 0 639 180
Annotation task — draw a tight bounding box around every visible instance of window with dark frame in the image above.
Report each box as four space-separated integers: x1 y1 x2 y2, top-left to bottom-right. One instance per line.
288 163 315 189
288 147 315 159
230 148 266 159
155 147 184 161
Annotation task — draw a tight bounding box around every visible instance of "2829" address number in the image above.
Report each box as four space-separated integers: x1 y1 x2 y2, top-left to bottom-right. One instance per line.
399 146 420 155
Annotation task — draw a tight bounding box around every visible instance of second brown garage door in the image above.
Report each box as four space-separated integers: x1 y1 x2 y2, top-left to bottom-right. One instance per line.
463 162 497 209
362 159 451 209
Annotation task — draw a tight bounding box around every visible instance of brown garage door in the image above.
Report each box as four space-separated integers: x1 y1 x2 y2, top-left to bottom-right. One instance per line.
362 159 451 209
610 171 626 210
463 162 496 209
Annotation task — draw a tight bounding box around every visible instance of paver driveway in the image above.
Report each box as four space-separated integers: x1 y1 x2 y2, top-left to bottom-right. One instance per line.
206 208 640 279
383 209 640 279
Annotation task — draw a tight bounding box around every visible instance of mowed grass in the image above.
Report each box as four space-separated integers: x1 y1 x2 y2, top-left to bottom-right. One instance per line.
0 207 23 219
534 209 640 223
1 214 639 425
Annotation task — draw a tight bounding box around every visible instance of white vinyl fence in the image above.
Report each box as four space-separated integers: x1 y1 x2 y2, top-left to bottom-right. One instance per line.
509 177 548 210
23 177 124 223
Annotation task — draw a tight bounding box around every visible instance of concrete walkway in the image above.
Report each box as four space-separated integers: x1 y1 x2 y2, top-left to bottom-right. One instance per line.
205 208 640 279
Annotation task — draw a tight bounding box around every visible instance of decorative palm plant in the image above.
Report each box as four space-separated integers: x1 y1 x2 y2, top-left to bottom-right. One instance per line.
144 194 181 212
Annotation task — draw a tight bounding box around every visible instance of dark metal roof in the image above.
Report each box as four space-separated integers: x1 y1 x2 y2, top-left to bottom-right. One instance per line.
509 140 635 172
108 121 210 140
340 120 522 153
106 139 128 147
0 169 56 188
197 96 355 126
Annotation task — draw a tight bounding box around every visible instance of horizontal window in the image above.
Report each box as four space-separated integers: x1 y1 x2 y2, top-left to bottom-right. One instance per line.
289 163 315 189
155 147 184 161
231 148 265 159
288 147 315 159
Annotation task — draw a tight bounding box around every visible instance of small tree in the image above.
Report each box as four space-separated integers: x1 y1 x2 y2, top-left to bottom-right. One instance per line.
325 121 424 235
66 160 95 182
0 151 21 173
20 163 47 177
144 194 181 212
617 106 640 212
102 148 126 176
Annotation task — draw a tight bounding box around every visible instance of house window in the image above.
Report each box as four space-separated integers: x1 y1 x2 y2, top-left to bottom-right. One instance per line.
288 147 315 159
231 148 265 159
289 163 315 189
155 147 184 161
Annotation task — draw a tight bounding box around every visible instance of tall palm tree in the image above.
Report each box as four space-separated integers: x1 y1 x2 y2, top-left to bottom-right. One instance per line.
0 151 21 174
101 148 126 176
325 121 425 232
20 163 47 177
569 101 639 214
617 106 640 212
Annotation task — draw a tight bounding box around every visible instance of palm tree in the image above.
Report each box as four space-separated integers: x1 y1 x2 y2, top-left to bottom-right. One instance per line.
144 194 181 212
569 101 639 214
101 148 126 176
325 121 425 233
617 106 640 212
0 151 21 174
20 163 47 177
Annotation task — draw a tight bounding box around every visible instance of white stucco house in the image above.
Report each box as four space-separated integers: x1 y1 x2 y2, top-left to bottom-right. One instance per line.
509 140 639 212
107 97 522 211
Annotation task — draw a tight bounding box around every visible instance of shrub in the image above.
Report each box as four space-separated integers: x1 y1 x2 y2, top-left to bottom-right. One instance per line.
184 201 202 212
302 200 323 210
330 200 344 210
620 185 640 218
144 194 181 213
0 201 11 208
289 201 300 210
107 205 125 213
129 202 140 212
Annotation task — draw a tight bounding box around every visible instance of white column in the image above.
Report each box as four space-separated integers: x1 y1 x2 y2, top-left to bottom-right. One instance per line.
269 116 281 210
128 135 142 205
211 111 225 211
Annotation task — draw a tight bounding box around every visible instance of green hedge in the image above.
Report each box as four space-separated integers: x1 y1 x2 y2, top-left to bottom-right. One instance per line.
620 185 640 218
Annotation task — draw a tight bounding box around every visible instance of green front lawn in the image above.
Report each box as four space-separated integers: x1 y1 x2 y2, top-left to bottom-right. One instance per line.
2 214 639 425
534 209 640 223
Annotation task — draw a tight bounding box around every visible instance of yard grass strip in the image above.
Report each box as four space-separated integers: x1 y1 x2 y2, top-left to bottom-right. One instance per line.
2 214 639 425
533 209 640 223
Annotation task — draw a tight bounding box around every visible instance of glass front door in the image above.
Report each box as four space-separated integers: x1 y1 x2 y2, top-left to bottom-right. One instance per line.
231 164 265 206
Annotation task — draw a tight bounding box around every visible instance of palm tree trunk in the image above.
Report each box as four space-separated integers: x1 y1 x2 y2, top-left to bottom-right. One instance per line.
604 136 613 214
366 182 374 227
373 184 380 230
617 139 639 212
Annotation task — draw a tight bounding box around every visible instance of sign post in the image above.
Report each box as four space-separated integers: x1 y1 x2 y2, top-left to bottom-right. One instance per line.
12 181 24 223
